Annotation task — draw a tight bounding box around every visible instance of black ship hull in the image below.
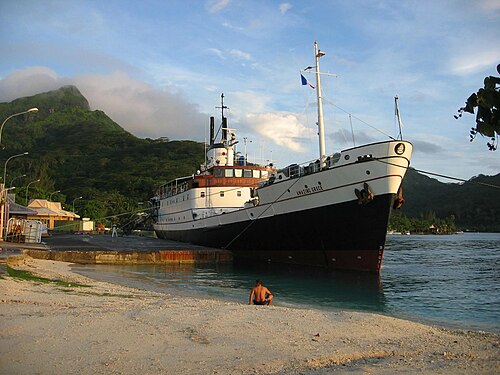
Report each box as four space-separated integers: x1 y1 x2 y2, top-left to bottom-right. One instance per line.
154 192 396 272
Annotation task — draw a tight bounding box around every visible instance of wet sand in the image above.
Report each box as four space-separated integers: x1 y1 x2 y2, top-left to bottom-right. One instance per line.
1 257 498 374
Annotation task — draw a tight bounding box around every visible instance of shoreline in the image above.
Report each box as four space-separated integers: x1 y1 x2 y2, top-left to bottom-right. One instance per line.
1 256 499 374
70 262 499 336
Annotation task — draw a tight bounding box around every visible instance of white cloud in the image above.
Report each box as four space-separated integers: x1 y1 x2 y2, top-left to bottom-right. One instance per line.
245 112 315 152
449 49 500 76
0 67 207 141
207 0 231 13
279 3 292 14
0 67 61 101
206 48 225 60
229 49 252 61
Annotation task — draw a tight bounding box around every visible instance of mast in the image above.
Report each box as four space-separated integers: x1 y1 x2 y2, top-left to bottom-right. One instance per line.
314 41 327 169
395 95 403 140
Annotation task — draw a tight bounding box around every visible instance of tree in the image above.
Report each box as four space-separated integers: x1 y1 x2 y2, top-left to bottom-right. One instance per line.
455 64 500 150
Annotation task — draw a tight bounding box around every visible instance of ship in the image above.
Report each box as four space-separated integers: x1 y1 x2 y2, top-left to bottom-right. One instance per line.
152 42 413 272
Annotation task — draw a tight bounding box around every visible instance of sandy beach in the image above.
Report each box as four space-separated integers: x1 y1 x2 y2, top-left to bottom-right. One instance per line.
1 256 498 374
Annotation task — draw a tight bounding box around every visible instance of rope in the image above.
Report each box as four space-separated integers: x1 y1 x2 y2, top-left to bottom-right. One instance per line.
374 158 500 189
223 177 303 249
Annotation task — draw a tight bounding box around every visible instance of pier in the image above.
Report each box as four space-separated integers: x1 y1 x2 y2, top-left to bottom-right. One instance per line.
0 233 233 264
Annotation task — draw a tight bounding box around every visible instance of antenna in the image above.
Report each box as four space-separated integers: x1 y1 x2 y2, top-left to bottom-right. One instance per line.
216 93 229 120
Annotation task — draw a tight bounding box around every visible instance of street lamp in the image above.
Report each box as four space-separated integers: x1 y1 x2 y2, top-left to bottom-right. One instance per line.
3 152 29 185
72 196 83 212
49 190 61 201
25 179 40 206
9 174 26 187
0 108 38 148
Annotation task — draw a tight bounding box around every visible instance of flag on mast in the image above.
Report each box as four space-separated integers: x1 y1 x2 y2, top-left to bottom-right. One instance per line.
300 74 315 89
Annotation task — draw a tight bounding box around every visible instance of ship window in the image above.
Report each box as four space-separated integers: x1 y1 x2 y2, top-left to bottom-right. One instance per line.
201 192 205 198
214 168 223 178
261 170 268 178
237 191 242 197
244 169 252 178
225 169 234 177
220 191 224 197
253 170 260 178
234 169 242 178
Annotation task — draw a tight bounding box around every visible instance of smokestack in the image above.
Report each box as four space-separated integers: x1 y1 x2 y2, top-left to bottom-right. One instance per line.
210 116 215 145
222 117 228 142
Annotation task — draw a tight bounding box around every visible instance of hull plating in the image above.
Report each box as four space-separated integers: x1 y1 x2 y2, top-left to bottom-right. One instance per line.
154 193 395 272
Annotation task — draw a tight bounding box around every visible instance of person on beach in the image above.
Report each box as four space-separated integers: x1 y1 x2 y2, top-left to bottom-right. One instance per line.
249 280 273 305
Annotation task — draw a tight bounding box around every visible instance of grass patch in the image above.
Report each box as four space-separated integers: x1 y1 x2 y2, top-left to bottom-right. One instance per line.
6 266 91 288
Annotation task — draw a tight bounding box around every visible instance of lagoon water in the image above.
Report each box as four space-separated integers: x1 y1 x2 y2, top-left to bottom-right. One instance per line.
73 232 500 333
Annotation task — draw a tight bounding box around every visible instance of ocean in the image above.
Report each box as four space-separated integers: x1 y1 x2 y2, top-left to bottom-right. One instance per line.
72 232 500 333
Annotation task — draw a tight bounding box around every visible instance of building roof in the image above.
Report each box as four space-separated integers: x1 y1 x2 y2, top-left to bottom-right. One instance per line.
7 195 38 216
27 199 80 219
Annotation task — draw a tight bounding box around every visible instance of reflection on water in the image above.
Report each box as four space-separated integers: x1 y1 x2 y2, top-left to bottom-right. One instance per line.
73 233 500 332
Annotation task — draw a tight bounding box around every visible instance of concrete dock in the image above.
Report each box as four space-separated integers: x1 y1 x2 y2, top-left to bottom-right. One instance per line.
0 233 233 265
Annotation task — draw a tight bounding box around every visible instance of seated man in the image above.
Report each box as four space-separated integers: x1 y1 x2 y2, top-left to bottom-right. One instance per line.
249 279 273 305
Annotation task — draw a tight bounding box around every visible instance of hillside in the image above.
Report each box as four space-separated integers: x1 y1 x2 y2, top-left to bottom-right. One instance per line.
397 169 500 232
0 86 498 231
0 86 205 224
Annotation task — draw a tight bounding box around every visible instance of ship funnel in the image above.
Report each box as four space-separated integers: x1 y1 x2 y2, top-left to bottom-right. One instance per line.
210 116 215 145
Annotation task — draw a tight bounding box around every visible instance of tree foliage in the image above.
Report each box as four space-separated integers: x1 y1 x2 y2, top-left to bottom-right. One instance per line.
0 86 205 227
455 64 500 150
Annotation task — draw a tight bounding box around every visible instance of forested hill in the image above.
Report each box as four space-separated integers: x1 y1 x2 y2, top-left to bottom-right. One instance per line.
398 168 500 232
0 86 205 222
0 86 498 231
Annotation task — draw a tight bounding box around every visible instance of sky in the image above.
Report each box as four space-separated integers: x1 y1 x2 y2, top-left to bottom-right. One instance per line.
0 0 499 182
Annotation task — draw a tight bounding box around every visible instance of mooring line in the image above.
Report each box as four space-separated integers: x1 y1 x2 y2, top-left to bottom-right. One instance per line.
223 177 303 249
374 158 500 189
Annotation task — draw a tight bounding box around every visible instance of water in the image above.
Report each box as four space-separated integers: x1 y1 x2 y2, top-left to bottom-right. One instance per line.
72 232 500 333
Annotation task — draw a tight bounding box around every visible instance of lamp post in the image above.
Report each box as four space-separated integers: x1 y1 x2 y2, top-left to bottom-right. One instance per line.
2 187 16 239
0 108 38 148
49 190 61 201
72 196 83 213
1 152 28 239
25 179 41 206
3 152 29 185
9 173 27 187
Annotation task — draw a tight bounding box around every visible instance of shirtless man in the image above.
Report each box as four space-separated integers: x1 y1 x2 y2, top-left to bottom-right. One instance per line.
249 280 273 305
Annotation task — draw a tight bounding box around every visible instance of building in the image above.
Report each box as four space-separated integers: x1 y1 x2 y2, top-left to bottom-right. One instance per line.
26 199 80 230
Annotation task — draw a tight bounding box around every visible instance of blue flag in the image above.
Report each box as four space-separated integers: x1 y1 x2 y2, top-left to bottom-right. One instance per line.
300 74 315 89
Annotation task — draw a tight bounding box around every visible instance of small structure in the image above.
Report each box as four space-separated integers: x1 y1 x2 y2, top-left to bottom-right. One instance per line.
26 199 80 230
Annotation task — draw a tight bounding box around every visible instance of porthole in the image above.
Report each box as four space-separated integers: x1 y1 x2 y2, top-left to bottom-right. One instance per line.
366 170 371 175
344 155 350 160
395 143 405 155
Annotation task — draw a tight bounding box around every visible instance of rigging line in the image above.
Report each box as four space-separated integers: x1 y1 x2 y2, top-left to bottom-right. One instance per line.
223 177 303 249
374 158 500 189
322 97 396 140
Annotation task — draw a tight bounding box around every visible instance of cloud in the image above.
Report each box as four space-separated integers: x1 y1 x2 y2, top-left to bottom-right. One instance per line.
411 139 445 154
279 3 292 14
229 49 252 61
329 129 379 148
244 112 315 152
207 0 231 13
449 49 500 76
0 67 207 141
206 48 226 60
0 67 62 101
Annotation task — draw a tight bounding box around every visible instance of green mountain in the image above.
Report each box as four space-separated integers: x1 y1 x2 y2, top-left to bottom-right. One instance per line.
396 168 500 232
0 86 498 232
0 86 204 224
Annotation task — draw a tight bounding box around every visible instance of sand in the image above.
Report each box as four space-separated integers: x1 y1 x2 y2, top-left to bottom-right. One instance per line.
1 256 498 375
